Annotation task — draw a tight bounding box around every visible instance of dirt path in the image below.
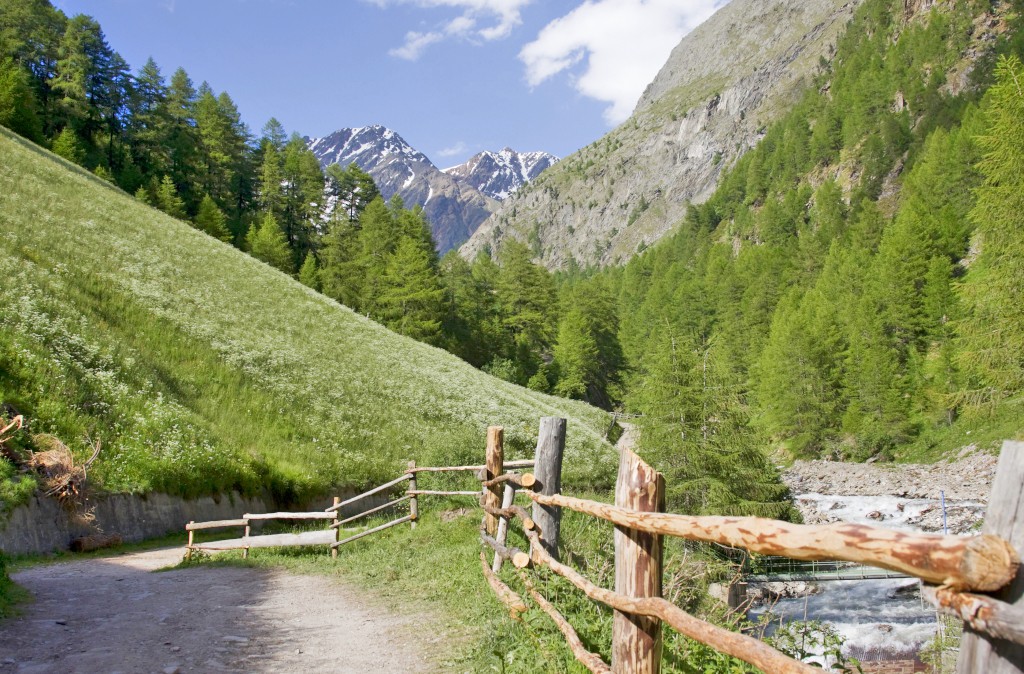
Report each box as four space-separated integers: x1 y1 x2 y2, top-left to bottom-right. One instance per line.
0 547 436 674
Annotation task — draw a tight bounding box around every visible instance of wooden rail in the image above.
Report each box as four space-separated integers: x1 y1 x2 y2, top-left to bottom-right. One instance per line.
476 423 1024 674
523 492 1018 592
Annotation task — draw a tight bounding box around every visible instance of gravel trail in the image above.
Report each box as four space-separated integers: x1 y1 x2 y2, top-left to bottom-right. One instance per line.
0 547 436 674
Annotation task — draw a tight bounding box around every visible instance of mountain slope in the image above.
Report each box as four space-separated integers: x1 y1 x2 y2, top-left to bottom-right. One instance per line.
307 126 498 253
0 127 614 504
461 0 860 268
443 149 558 200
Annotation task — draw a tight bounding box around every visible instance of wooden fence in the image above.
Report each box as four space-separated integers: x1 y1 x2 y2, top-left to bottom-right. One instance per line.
184 454 534 559
476 422 1023 674
182 420 1022 674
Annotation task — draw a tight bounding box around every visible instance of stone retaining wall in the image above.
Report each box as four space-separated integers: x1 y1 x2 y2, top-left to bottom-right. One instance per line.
0 490 387 555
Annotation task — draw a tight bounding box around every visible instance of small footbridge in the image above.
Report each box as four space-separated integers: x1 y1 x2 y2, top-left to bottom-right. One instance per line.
741 556 911 583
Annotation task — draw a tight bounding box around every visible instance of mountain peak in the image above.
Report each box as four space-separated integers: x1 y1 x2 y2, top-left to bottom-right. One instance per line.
443 148 558 201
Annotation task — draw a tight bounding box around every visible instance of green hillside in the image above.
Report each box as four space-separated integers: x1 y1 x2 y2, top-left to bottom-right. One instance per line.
610 0 1024 475
0 127 614 505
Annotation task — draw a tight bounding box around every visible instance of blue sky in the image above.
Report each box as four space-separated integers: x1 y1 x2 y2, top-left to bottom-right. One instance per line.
54 0 724 166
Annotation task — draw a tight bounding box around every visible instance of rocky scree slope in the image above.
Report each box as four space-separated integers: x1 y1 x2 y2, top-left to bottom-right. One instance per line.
461 0 862 268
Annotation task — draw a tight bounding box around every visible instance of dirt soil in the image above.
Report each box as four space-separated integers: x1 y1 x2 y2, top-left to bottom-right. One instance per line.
0 547 437 674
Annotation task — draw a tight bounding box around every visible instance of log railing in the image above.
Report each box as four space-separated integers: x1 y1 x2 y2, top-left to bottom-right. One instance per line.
184 455 536 556
477 424 1024 674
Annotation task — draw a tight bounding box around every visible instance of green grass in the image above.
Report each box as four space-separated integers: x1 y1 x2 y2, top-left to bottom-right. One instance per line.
0 555 30 619
179 485 753 673
0 126 616 507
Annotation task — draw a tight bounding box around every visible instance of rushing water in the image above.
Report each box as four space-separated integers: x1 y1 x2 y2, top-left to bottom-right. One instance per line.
745 491 985 663
748 578 937 663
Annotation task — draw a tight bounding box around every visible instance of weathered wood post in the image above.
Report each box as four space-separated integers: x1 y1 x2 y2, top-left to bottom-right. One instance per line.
957 440 1024 673
532 417 566 561
492 483 516 572
484 426 504 536
408 460 418 530
331 496 340 559
242 518 250 560
186 522 194 561
612 447 665 674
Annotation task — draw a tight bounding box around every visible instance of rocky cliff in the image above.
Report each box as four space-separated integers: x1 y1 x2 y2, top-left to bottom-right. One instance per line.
461 0 862 268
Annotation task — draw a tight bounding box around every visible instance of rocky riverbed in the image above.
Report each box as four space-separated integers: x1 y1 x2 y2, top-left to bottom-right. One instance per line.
781 450 997 534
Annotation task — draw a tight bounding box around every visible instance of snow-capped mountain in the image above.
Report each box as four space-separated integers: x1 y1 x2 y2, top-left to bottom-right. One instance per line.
443 149 558 201
307 125 497 253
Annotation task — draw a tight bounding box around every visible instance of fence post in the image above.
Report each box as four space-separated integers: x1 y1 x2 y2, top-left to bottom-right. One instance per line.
242 519 250 560
492 483 516 572
532 417 567 561
612 447 664 674
331 496 340 559
186 522 194 561
957 440 1024 673
484 426 504 536
408 460 418 530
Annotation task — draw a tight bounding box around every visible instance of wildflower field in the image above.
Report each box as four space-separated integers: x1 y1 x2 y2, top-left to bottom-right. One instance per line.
0 128 615 504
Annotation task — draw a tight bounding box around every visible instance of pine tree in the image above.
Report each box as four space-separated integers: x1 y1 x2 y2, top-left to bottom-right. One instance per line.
298 253 320 291
50 125 84 164
496 239 557 375
377 238 445 343
155 174 186 219
194 194 231 242
0 57 42 140
246 212 293 274
552 307 599 400
956 56 1024 412
326 163 379 223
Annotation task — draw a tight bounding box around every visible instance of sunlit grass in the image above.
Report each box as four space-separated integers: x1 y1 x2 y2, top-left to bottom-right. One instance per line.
0 126 616 506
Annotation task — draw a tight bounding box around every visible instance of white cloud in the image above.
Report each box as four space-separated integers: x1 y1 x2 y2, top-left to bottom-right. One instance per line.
520 0 725 125
437 141 469 158
372 0 532 59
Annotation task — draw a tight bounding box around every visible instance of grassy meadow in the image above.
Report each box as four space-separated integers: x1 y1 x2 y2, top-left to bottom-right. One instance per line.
0 127 616 506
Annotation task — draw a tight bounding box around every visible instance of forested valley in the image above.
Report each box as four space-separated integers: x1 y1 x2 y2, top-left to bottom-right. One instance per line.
3 0 1024 523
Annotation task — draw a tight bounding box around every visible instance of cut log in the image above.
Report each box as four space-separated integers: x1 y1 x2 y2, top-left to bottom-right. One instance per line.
532 417 566 560
520 525 818 674
484 426 504 536
924 585 1024 646
186 518 249 531
335 494 411 527
242 511 336 520
613 447 664 674
518 570 612 674
193 529 336 550
481 472 536 489
408 460 418 530
333 515 412 547
958 440 1024 672
492 483 516 572
326 474 413 512
482 503 538 533
405 459 534 474
480 551 527 618
526 492 1019 592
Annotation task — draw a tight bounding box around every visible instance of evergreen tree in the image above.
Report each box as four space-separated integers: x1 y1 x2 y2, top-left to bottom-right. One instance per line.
496 239 557 378
326 162 379 223
0 57 42 140
50 125 84 163
956 56 1024 412
194 194 231 242
246 212 293 274
155 174 186 219
298 252 320 291
377 238 445 343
